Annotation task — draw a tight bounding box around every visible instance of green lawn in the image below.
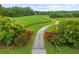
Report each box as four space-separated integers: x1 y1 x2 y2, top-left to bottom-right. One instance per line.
44 18 79 54
0 15 51 54
13 15 51 26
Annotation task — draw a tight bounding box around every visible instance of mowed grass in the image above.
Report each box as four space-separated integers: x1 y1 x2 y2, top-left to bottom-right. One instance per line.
14 15 51 26
44 18 79 54
0 15 51 54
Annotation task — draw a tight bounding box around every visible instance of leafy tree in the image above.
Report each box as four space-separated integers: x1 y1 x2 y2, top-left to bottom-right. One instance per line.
0 4 2 8
0 6 35 17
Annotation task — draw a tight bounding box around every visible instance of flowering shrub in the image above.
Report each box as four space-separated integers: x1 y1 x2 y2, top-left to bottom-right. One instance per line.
0 17 33 48
14 30 33 47
45 20 79 48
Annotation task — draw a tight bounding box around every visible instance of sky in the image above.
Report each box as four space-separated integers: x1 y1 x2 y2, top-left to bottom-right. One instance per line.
2 4 79 11
0 0 79 4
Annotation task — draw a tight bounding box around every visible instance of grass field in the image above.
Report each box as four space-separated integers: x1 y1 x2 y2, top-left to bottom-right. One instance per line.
44 18 79 54
1 16 78 54
0 15 51 54
13 15 51 26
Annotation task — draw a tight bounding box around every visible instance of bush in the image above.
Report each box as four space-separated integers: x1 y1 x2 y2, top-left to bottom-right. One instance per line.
14 30 33 47
0 17 33 47
45 19 79 48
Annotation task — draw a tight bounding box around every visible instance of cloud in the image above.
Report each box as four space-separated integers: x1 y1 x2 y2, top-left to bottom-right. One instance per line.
43 4 79 11
31 4 79 11
2 4 79 11
1 0 79 4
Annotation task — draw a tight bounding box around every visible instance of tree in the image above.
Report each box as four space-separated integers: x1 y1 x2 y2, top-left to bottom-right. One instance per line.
0 4 2 8
0 6 35 17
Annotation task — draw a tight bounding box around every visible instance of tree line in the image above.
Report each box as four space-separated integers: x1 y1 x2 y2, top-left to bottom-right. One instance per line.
0 4 34 17
35 11 79 18
0 4 79 17
49 11 79 18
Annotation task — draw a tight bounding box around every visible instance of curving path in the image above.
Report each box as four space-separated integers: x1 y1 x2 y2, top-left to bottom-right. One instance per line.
32 20 59 54
32 25 50 54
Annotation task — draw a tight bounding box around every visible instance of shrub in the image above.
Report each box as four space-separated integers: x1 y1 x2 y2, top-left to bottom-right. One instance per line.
14 30 33 47
0 17 33 48
45 19 79 48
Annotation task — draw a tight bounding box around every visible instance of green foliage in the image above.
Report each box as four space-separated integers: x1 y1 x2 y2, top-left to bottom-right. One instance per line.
0 4 2 8
0 17 33 47
1 4 79 18
0 6 34 17
35 11 79 18
14 30 33 47
45 19 79 48
49 11 74 18
0 17 23 46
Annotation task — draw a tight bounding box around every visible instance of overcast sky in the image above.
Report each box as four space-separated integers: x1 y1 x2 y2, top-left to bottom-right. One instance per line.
2 4 79 11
